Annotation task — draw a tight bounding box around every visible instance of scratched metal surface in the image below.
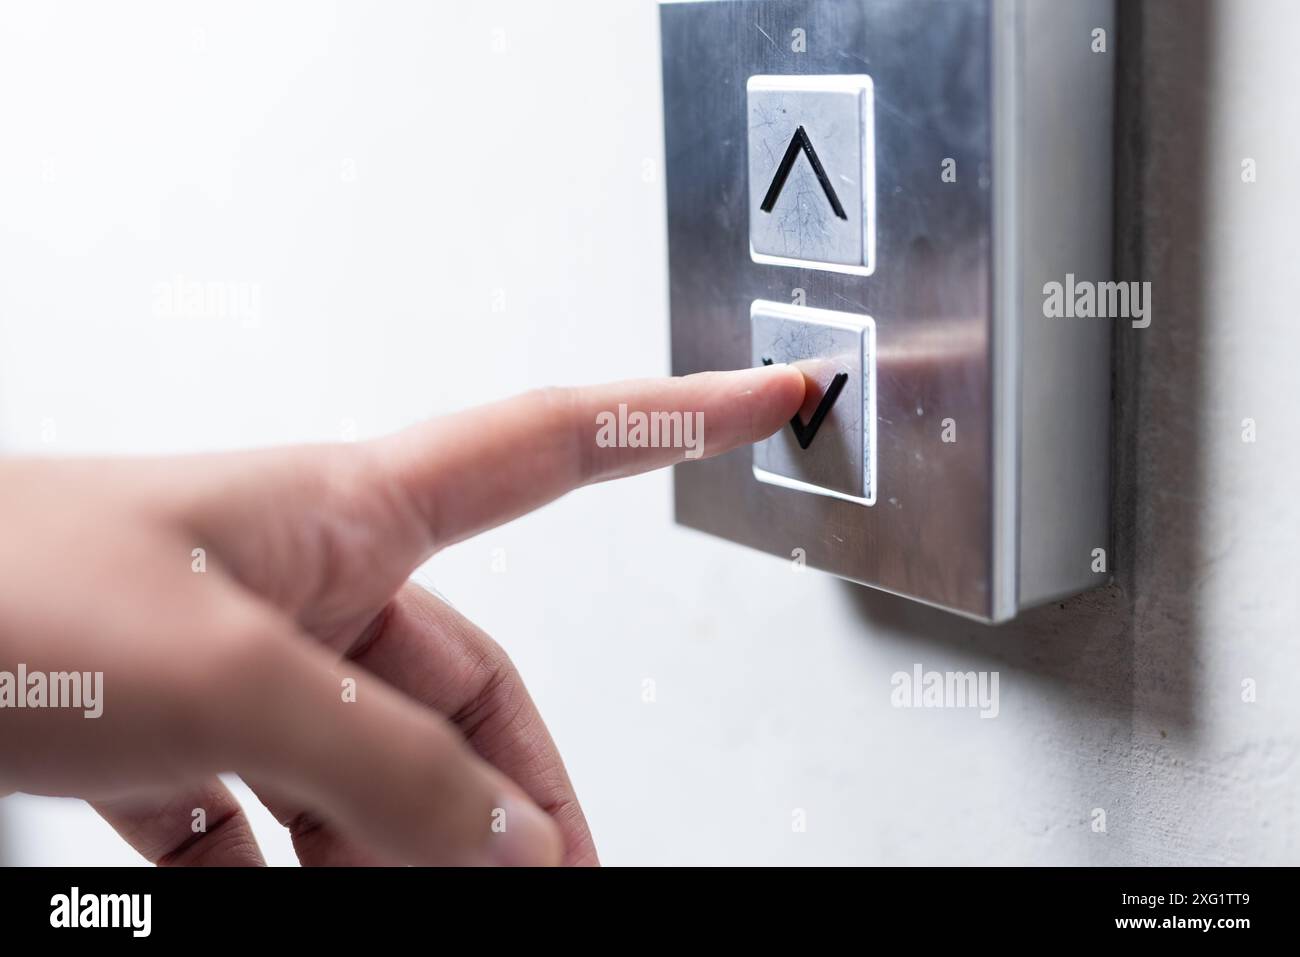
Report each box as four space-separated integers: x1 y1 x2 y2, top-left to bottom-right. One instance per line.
662 0 996 618
746 76 873 269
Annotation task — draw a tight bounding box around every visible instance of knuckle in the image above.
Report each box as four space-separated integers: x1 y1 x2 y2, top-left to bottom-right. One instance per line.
156 806 249 867
529 384 579 420
527 385 592 484
452 645 529 745
300 445 412 621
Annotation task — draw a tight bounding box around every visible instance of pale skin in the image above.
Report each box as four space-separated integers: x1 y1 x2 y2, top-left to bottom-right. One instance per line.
0 364 804 866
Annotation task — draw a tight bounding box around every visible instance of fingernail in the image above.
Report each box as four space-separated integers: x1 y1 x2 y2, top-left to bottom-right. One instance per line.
487 795 562 867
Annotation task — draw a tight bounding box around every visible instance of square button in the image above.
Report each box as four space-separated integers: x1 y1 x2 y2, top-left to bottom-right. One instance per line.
751 300 876 506
747 75 875 274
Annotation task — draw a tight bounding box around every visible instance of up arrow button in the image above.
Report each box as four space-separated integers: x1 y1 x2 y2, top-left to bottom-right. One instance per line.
746 75 876 276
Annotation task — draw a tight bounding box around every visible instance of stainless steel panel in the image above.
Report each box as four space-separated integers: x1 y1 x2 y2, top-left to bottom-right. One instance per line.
663 0 997 619
660 0 1114 622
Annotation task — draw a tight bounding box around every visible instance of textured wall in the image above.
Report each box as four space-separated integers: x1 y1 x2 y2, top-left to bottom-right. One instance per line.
1 0 1296 865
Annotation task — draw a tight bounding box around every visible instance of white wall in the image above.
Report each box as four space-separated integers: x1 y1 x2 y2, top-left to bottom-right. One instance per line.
1 0 1296 866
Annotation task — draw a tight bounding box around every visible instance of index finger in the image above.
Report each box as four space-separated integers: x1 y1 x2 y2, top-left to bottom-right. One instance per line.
373 364 804 549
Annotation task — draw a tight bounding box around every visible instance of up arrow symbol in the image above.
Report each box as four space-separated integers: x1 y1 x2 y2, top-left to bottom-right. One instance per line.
758 125 849 221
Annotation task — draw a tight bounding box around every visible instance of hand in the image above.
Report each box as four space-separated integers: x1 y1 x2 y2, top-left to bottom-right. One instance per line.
0 366 803 866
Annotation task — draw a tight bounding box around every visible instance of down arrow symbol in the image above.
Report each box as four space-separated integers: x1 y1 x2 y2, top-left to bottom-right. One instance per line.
763 357 849 450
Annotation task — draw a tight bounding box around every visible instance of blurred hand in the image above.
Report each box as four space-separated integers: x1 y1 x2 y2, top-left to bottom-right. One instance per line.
0 366 803 866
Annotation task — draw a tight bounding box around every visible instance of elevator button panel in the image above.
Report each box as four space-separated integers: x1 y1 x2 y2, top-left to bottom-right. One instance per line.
747 75 876 275
662 0 1116 622
751 300 876 506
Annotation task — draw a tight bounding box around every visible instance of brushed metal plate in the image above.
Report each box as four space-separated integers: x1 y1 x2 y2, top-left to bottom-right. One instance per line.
663 0 998 619
661 0 1114 622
